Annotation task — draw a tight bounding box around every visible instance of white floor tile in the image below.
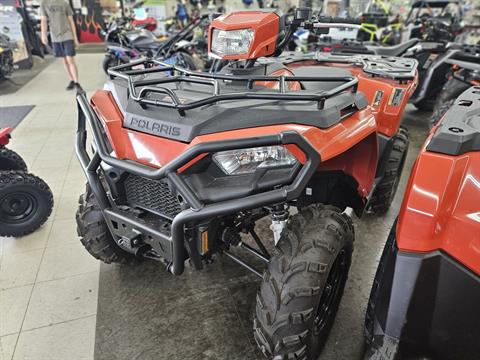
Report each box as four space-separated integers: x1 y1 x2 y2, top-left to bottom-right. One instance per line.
22 272 98 331
1 53 105 358
0 286 32 336
55 192 81 221
0 333 17 360
37 242 99 282
13 316 95 360
1 222 51 255
46 218 79 248
62 180 86 197
0 250 43 290
33 152 73 170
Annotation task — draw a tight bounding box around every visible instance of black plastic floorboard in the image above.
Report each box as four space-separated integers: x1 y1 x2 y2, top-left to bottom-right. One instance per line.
94 107 430 360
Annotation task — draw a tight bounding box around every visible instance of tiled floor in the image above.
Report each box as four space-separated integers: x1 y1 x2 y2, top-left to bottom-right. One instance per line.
0 54 105 360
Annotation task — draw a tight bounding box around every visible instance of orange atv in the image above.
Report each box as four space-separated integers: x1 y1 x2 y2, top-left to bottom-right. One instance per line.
75 2 417 359
365 86 480 359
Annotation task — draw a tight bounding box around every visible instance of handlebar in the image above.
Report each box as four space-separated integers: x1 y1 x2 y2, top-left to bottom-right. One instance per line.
316 16 360 25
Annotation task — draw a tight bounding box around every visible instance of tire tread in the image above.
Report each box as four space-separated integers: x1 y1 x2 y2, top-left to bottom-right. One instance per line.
254 204 354 359
76 185 138 265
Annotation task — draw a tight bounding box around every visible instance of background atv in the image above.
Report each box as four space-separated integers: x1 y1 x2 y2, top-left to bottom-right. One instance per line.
402 0 462 42
368 39 466 111
0 127 53 237
365 86 480 359
357 0 402 45
430 44 480 127
314 21 454 112
75 2 417 359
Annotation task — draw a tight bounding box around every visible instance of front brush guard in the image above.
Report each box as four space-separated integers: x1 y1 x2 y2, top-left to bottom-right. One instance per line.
75 92 320 275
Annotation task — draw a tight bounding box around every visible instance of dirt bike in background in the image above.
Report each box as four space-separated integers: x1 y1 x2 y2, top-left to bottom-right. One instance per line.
102 17 147 71
430 44 480 127
102 15 208 74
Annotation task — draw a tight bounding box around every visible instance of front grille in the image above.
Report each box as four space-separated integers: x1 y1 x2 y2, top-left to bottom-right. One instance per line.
123 174 181 219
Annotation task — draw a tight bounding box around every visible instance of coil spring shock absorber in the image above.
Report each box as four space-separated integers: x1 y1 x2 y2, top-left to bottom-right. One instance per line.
270 204 289 245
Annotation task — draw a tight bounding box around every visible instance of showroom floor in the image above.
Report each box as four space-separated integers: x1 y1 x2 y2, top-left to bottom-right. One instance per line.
0 54 429 360
0 55 104 360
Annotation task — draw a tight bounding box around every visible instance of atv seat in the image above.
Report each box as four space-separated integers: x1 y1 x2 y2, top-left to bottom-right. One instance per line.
366 38 419 57
291 66 353 92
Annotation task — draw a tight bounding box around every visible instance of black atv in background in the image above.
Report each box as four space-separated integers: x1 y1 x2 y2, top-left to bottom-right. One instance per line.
312 15 465 112
342 39 454 111
402 0 462 42
0 31 15 80
430 44 480 127
402 41 456 111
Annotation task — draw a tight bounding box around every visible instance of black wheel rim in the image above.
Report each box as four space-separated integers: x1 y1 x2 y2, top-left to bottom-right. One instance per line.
313 249 348 335
0 191 38 224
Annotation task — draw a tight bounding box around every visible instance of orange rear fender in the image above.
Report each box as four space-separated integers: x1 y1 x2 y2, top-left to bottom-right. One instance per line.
397 149 480 275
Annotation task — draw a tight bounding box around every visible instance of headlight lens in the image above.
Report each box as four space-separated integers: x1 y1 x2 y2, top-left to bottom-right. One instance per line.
211 28 254 56
213 146 297 175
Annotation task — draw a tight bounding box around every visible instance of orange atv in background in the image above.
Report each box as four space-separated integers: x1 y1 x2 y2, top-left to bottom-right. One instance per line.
75 1 417 359
365 86 480 359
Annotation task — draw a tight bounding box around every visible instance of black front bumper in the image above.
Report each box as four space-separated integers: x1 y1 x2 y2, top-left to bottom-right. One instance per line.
366 225 480 360
75 92 320 275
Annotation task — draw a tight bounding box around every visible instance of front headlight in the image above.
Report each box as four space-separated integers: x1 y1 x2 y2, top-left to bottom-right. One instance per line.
213 146 297 175
211 28 254 56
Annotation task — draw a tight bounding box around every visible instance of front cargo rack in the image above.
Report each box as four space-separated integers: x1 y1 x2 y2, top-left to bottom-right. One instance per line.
107 58 359 116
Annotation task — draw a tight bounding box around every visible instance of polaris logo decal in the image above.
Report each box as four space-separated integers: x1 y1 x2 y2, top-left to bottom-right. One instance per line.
125 114 181 137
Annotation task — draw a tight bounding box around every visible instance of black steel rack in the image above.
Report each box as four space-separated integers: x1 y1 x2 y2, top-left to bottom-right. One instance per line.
107 58 359 116
314 53 418 82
